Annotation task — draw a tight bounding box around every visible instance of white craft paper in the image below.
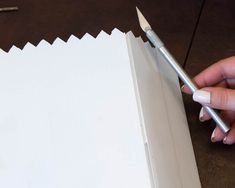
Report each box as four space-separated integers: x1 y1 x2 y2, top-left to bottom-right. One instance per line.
0 29 201 188
126 32 201 188
0 29 151 188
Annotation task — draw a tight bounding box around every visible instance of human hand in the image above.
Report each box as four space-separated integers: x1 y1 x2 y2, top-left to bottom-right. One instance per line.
182 56 235 145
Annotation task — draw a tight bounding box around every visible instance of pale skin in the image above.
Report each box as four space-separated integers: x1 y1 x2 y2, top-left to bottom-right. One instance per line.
182 56 235 145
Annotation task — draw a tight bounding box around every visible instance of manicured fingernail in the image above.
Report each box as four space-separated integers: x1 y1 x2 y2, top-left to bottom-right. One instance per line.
211 129 216 142
181 85 185 91
193 90 210 104
199 107 205 122
223 137 227 144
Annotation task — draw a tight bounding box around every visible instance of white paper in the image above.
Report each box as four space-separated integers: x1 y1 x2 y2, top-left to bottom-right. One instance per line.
126 32 201 188
0 29 151 188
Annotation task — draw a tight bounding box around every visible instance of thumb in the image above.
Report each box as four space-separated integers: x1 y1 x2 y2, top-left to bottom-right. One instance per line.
193 87 235 111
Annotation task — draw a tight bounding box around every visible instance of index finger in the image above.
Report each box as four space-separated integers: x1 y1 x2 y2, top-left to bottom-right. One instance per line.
182 56 235 93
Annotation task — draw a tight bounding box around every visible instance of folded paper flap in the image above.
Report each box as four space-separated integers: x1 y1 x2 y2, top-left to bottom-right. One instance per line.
126 31 201 188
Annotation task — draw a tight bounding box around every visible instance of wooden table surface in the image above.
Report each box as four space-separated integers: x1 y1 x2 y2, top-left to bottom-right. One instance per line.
0 0 234 187
185 1 235 187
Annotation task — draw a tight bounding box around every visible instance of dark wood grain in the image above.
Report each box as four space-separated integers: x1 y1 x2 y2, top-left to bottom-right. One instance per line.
0 0 202 65
184 0 235 187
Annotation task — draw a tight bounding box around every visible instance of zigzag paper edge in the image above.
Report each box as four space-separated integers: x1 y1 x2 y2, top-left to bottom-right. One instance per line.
0 28 125 54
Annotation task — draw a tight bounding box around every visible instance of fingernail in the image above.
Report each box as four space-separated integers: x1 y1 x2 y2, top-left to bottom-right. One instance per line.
181 85 185 91
223 137 227 144
193 90 211 104
199 107 205 122
211 129 216 142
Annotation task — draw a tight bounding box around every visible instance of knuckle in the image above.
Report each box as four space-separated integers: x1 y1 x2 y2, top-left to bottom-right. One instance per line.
213 89 229 109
